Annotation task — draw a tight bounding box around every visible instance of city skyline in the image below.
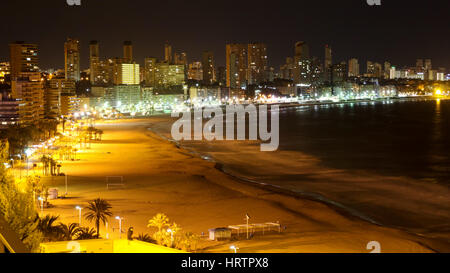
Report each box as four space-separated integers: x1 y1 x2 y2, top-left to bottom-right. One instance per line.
0 0 448 70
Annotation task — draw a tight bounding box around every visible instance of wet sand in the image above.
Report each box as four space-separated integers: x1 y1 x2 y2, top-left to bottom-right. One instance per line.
41 118 447 253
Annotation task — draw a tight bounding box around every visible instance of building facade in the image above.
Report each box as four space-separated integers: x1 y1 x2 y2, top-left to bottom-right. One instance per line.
247 43 268 85
226 44 247 89
9 42 39 79
202 51 215 85
64 38 81 81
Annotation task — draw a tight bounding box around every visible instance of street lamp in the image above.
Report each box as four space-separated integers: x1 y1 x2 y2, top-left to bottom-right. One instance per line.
115 216 123 239
75 206 82 225
25 149 32 175
167 228 174 247
230 245 239 253
38 197 44 213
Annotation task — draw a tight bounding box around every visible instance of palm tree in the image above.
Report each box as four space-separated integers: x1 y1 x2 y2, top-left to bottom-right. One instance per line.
96 129 104 141
58 223 80 241
95 129 103 140
181 232 200 252
147 213 170 245
135 233 156 244
40 155 50 176
38 215 63 241
75 227 98 240
84 198 112 238
147 213 169 233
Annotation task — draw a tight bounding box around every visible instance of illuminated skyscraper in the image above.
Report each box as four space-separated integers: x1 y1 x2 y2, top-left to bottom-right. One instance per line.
11 72 44 125
116 63 140 85
247 43 268 85
348 58 360 77
144 57 157 86
154 63 185 87
9 42 44 125
9 42 39 79
226 43 247 89
293 41 311 85
64 38 80 81
202 51 215 85
89 40 101 85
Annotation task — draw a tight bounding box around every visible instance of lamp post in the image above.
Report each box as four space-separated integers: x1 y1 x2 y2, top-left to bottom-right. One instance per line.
115 216 123 239
38 197 44 213
230 245 239 253
245 213 250 239
75 206 82 225
167 228 174 247
25 149 32 176
65 174 68 196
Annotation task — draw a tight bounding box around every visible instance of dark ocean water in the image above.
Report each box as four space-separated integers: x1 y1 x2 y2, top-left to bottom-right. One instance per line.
278 98 450 184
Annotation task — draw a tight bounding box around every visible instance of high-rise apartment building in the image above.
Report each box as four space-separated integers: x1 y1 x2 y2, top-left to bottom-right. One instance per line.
247 43 268 85
64 38 80 81
154 63 185 87
348 58 360 77
89 40 102 85
216 66 226 86
144 57 157 87
332 61 347 83
165 43 173 64
279 57 294 81
324 45 332 82
123 41 133 63
294 41 310 60
202 51 215 85
365 62 383 78
384 61 391 79
11 72 44 125
293 41 311 85
424 59 432 71
45 77 76 119
188 62 203 81
9 42 44 125
9 42 39 79
115 63 140 85
324 45 332 70
226 44 247 89
0 62 10 84
416 59 424 70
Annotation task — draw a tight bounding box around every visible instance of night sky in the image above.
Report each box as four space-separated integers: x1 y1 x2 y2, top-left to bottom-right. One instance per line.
1 0 449 71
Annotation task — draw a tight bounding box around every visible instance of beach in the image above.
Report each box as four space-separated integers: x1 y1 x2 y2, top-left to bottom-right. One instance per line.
38 118 448 253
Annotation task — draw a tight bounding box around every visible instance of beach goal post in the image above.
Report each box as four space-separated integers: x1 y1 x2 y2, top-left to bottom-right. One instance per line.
106 176 125 190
